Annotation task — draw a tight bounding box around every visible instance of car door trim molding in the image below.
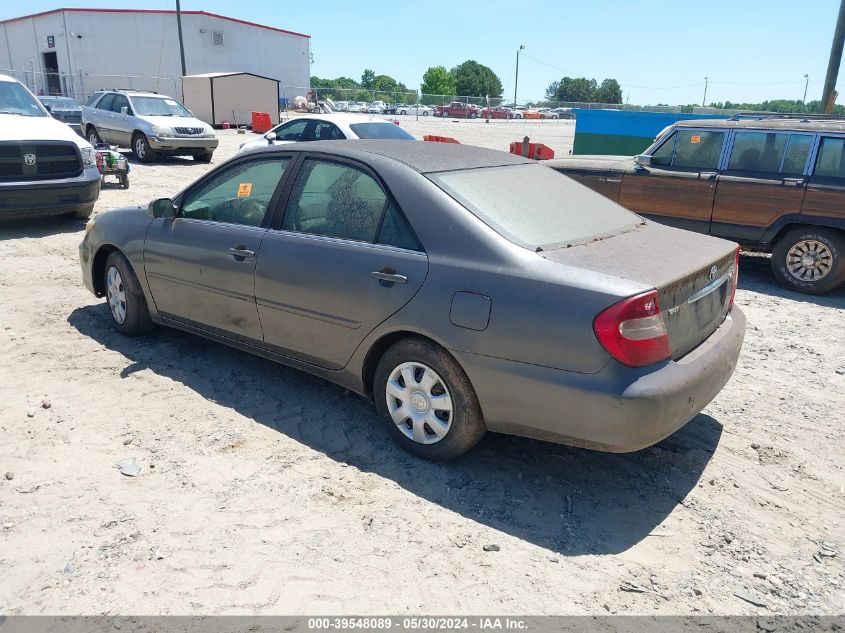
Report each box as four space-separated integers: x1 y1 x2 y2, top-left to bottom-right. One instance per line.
146 271 256 304
256 296 363 329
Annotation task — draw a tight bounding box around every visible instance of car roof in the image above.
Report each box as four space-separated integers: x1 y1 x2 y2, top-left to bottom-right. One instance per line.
255 139 531 174
674 117 845 133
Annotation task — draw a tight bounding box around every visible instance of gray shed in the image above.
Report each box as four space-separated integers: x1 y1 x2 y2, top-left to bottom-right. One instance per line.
182 72 280 128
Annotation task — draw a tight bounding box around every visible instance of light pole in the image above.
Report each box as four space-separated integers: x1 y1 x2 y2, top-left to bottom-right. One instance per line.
702 76 709 107
803 74 810 104
514 44 525 108
175 0 186 77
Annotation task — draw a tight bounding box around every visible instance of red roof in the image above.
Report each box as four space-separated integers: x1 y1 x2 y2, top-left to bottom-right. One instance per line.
0 7 310 39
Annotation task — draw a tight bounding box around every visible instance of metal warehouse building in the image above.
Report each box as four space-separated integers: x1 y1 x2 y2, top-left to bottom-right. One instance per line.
0 8 310 102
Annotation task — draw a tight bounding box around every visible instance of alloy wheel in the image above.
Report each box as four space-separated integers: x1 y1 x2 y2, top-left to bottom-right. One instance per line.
786 239 833 282
106 266 127 324
385 361 453 445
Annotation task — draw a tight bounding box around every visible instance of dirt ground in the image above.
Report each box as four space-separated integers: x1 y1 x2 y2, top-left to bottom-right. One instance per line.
0 120 843 616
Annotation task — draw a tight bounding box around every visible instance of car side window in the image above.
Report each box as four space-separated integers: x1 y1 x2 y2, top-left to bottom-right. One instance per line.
275 120 309 141
671 130 725 170
180 158 290 227
282 159 387 242
378 203 421 251
111 95 130 114
726 131 809 174
97 94 115 111
813 137 845 179
312 121 345 141
650 132 677 166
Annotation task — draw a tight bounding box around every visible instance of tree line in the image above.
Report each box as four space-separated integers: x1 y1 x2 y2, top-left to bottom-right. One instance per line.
312 67 841 113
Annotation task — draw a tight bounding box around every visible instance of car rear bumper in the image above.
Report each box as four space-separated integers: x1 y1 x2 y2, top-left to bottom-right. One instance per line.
458 307 746 452
0 169 101 220
148 136 219 153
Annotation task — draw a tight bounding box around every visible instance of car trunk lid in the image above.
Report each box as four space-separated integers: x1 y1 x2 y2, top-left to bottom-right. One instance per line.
540 221 737 360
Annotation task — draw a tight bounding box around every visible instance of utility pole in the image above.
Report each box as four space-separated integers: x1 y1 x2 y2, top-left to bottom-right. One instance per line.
803 74 809 104
513 44 524 108
176 0 187 77
822 0 845 113
702 76 709 107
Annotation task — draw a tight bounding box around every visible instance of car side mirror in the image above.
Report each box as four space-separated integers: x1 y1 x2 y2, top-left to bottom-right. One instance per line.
635 154 652 167
149 198 177 219
44 104 53 114
264 131 277 142
120 106 129 116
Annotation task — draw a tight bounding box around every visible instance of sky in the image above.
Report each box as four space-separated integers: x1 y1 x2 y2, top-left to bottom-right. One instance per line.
1 0 842 105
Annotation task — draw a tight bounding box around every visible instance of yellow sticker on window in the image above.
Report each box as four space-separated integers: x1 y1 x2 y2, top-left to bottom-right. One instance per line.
237 183 252 198
690 135 701 144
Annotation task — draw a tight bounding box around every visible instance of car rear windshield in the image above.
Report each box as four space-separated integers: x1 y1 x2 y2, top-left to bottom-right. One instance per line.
349 123 415 140
429 164 641 250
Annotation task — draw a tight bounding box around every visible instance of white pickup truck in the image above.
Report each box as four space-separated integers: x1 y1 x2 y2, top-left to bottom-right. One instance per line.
0 74 100 221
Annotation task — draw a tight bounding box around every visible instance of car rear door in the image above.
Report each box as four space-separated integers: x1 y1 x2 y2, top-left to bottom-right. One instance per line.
800 135 845 222
143 154 294 343
710 130 812 242
620 128 728 233
255 156 428 370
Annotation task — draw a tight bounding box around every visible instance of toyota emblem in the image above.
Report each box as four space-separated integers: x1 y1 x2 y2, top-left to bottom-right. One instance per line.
24 153 36 166
709 265 718 281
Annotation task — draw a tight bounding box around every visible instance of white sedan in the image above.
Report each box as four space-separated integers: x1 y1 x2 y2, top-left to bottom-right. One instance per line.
395 104 432 116
237 113 416 154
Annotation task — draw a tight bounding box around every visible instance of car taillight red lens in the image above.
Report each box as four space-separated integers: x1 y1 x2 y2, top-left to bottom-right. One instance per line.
593 289 671 368
729 246 740 309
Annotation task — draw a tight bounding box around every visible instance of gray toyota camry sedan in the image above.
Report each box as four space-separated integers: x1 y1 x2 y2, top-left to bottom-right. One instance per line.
79 140 745 461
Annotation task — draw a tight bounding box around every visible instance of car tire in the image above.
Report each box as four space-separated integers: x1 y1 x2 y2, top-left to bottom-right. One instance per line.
771 227 845 295
86 126 101 146
119 173 129 189
399 109 407 115
194 151 214 163
132 132 154 163
374 337 486 461
73 204 94 220
423 111 429 116
103 251 153 336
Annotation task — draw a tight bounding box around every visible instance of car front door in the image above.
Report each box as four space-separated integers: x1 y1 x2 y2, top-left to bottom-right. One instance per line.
92 93 115 143
620 128 727 233
255 157 428 369
109 94 133 148
143 155 294 343
710 130 812 242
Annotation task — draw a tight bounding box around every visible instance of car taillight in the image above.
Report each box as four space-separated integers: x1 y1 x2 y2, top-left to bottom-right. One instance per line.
593 289 671 368
729 246 740 309
95 151 104 174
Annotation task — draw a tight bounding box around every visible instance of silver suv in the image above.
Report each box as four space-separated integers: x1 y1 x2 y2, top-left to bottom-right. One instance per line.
82 90 218 163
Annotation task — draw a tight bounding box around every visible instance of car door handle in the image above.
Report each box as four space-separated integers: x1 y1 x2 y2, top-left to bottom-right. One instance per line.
700 172 718 181
783 177 805 186
227 246 255 261
371 269 407 285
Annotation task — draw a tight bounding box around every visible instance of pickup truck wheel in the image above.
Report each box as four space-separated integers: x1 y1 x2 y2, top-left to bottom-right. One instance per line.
132 133 154 163
86 127 101 146
104 251 153 336
374 338 485 461
193 151 213 163
771 227 845 295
